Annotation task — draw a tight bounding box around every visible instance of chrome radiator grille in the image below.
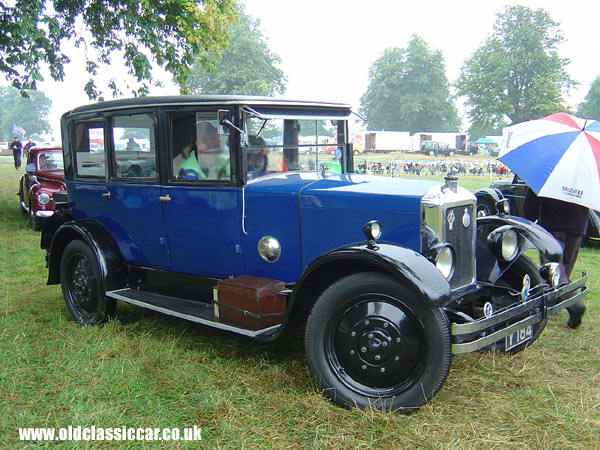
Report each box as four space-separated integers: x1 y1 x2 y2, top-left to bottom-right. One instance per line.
421 181 477 293
441 204 476 290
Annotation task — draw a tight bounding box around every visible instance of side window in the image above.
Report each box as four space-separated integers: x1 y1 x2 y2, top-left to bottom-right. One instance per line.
73 121 105 178
111 114 157 180
170 112 231 181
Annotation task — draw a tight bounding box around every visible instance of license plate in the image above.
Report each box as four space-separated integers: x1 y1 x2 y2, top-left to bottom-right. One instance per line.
505 325 533 350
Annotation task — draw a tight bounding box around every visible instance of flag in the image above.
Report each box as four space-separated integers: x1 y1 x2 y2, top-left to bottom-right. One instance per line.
11 123 25 136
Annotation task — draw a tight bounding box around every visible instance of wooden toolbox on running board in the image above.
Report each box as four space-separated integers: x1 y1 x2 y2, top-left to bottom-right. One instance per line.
214 275 286 330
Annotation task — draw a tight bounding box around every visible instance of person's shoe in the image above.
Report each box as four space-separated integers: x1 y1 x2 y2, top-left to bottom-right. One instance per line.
567 303 586 329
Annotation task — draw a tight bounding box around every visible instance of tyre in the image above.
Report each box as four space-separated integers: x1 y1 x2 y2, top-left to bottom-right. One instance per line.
428 150 435 156
60 240 115 325
29 208 41 231
449 151 455 157
489 256 547 354
305 272 451 413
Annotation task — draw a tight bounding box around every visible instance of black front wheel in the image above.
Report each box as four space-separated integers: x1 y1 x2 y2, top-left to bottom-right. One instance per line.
60 240 115 325
305 272 451 413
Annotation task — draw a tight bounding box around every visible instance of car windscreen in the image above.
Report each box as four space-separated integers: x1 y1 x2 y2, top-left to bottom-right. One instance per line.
37 152 64 171
245 116 346 180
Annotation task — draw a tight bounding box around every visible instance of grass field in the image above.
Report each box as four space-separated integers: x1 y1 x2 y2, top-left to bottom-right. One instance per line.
0 157 598 449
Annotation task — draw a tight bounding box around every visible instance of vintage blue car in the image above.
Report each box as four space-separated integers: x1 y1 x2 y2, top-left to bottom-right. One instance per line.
41 96 587 413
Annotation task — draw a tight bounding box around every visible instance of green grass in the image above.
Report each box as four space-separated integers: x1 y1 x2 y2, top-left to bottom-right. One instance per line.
1 157 599 449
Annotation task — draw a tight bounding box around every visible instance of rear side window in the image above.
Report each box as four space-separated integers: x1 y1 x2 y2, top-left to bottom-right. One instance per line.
73 122 105 178
110 114 157 180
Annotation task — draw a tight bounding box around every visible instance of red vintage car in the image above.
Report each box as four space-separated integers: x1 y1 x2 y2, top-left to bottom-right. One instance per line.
18 147 66 230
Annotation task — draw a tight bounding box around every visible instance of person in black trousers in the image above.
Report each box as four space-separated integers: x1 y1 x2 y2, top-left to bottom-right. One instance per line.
523 189 588 328
10 137 23 170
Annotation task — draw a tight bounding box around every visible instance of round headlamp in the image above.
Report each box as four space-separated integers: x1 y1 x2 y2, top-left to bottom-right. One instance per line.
501 228 519 261
431 244 455 279
37 193 51 205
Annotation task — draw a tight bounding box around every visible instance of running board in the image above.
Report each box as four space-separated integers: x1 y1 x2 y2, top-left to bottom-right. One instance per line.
106 288 281 338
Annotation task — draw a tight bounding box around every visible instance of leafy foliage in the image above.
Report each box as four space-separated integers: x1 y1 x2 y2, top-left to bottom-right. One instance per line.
186 7 286 96
359 35 460 134
577 76 600 121
457 5 575 128
0 0 237 99
0 86 52 141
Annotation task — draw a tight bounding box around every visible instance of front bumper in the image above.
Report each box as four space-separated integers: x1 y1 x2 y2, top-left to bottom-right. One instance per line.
451 272 588 354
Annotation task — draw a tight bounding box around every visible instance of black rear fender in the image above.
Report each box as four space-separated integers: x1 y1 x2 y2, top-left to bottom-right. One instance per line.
46 220 127 293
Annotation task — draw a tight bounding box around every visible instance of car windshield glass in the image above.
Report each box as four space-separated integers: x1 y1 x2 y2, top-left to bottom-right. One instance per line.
37 152 64 171
246 116 345 180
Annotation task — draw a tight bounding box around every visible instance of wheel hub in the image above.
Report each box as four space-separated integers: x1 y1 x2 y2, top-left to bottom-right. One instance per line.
70 257 97 313
333 300 423 391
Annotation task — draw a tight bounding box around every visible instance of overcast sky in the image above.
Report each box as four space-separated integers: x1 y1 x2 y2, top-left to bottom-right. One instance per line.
22 0 600 138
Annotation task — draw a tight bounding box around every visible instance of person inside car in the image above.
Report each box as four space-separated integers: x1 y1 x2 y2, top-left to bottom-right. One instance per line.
247 135 269 178
176 122 230 180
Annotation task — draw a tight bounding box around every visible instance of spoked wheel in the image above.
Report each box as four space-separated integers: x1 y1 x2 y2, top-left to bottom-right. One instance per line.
60 240 115 325
487 256 547 354
306 272 451 413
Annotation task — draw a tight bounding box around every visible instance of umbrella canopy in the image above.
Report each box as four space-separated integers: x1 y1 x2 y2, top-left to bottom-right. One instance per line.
475 137 496 144
498 113 600 211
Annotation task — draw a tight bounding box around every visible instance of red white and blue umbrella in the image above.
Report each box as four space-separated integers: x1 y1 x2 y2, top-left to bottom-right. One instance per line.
498 113 600 211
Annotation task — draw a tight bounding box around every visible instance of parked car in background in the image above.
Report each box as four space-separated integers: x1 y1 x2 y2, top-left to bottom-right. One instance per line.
475 175 600 246
420 140 455 157
41 96 587 413
18 147 66 230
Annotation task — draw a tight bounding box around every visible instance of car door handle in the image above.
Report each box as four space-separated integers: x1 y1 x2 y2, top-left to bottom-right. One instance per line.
159 195 171 202
101 192 111 198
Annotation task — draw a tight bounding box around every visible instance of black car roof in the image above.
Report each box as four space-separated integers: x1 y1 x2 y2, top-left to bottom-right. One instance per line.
64 95 352 117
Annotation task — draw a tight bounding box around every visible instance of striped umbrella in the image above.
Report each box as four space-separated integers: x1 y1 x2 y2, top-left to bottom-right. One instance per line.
498 113 600 211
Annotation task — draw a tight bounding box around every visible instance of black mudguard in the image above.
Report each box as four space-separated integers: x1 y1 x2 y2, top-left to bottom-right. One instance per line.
258 242 452 342
476 215 562 283
46 219 127 293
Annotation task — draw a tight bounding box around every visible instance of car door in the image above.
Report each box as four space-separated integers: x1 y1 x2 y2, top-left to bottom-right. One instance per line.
103 110 171 269
68 119 109 221
160 109 244 278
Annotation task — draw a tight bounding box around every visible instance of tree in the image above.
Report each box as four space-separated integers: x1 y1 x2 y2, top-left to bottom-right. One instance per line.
0 0 237 99
359 35 460 134
186 7 286 96
577 76 600 120
457 5 576 128
0 86 52 141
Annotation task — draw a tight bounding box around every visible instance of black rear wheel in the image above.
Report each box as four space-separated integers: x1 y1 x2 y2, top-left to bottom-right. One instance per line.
305 272 451 413
60 240 115 325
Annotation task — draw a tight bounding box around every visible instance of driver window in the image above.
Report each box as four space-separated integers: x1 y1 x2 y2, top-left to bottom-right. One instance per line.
171 112 231 181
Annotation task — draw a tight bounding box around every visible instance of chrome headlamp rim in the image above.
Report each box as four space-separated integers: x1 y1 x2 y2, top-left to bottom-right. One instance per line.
428 243 455 280
37 193 51 205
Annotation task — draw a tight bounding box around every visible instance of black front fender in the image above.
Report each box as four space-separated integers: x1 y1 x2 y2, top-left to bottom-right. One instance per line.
258 242 452 342
478 215 562 260
300 243 451 306
476 215 562 283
